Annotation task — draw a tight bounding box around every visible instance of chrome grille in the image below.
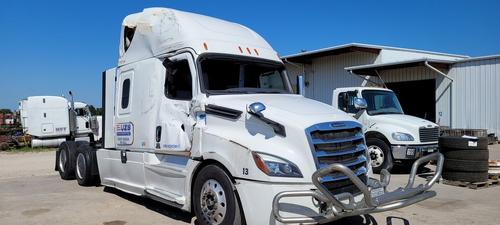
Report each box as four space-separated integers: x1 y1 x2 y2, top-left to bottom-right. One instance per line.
306 121 367 195
419 127 439 143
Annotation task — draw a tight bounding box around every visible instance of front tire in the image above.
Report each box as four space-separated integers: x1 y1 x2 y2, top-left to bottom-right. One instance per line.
193 165 243 225
367 138 393 173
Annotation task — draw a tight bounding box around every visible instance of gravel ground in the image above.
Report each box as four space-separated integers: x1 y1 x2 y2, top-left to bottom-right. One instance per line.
0 145 499 225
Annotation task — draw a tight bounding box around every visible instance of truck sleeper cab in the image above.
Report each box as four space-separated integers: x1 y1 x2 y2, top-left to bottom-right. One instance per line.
55 8 444 225
333 87 440 173
18 96 95 148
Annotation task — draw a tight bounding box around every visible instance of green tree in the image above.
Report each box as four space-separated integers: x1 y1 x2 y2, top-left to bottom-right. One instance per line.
87 105 103 116
0 109 12 114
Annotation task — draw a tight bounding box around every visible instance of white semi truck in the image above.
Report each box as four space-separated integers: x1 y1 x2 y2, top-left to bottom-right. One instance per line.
18 94 98 147
55 8 444 225
333 87 440 173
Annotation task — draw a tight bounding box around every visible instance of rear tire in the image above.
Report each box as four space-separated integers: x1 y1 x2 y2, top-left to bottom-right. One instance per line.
193 165 243 225
57 142 76 180
367 138 393 173
75 144 98 186
76 152 94 186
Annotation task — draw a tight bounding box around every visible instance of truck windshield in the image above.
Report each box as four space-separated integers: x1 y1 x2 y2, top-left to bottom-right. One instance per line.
200 58 291 94
362 90 403 115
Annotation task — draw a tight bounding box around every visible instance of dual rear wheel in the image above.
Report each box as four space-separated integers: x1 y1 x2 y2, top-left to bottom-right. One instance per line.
56 141 98 186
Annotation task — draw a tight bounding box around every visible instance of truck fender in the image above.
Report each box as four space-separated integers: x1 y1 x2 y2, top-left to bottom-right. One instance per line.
364 130 393 158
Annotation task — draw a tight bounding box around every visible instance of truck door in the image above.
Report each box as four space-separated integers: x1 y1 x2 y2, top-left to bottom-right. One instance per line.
143 52 197 203
75 106 91 136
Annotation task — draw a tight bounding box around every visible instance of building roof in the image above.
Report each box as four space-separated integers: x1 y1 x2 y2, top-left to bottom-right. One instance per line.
281 43 381 63
281 43 468 63
456 54 500 63
344 58 456 75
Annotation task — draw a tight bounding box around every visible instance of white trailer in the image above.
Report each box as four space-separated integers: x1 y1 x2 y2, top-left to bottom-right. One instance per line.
18 95 95 147
333 87 439 173
55 8 444 225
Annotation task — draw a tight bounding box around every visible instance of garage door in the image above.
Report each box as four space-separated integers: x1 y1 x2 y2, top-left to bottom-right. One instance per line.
386 79 436 122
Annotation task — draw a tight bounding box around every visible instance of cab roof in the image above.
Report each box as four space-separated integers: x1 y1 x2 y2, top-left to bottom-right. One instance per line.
118 8 280 66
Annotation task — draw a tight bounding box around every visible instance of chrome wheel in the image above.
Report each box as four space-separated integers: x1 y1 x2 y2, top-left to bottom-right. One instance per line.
59 149 67 173
368 145 385 168
200 179 227 225
76 153 86 180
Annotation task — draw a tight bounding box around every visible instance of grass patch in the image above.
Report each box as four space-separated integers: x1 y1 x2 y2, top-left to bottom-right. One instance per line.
3 146 56 153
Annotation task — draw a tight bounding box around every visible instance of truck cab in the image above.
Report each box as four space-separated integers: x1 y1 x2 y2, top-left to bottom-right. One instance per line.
333 87 439 173
17 96 96 147
55 8 443 225
73 102 93 136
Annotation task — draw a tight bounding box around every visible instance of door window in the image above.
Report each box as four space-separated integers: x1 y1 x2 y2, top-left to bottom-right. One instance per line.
118 70 133 115
338 91 358 113
121 79 131 109
164 59 192 100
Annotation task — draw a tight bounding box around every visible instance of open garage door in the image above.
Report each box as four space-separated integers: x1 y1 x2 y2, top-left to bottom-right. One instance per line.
386 79 436 122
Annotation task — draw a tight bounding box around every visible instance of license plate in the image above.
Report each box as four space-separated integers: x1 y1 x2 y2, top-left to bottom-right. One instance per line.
370 187 384 197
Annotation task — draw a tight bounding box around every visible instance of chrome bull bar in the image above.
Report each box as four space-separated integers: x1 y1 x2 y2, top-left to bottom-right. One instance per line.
272 152 444 224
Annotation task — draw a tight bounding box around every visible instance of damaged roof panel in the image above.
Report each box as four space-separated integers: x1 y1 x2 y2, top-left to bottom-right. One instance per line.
118 8 280 66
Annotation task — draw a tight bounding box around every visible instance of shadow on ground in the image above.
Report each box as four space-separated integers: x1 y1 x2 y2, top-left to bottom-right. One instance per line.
325 215 410 225
104 187 194 224
104 187 412 225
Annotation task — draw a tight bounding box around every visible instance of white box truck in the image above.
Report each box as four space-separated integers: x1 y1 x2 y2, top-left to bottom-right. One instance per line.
333 87 439 173
18 95 97 147
55 8 443 225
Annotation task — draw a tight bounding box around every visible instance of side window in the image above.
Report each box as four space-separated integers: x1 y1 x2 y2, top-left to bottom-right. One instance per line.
164 59 192 100
259 71 284 90
123 26 135 52
338 91 358 113
121 78 131 109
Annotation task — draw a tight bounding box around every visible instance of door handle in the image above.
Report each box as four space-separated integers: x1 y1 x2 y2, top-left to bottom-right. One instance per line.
121 150 127 163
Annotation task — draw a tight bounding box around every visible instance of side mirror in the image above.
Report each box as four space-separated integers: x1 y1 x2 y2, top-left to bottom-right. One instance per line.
296 75 305 96
354 98 367 109
248 102 266 116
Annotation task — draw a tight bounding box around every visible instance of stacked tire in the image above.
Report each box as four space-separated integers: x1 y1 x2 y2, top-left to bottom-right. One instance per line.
439 136 489 183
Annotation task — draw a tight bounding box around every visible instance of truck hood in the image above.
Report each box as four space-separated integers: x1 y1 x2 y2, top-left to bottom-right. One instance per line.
204 94 360 181
206 94 353 127
369 114 437 129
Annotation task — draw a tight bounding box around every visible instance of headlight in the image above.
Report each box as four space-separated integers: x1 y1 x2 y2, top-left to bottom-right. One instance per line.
252 152 302 178
392 132 414 141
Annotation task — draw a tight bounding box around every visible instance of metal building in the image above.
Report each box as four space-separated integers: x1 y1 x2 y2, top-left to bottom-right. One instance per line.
282 43 500 135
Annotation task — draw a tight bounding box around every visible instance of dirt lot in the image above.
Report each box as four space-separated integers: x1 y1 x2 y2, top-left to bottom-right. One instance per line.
1 146 500 225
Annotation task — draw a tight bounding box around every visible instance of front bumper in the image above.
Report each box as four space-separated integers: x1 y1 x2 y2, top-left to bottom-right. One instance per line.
272 152 444 224
392 144 439 160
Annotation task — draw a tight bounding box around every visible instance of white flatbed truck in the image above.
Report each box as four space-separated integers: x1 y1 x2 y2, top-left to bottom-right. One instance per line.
55 8 444 225
333 87 440 173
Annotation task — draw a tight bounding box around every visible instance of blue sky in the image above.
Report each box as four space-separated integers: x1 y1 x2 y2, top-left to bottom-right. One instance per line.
1 0 499 110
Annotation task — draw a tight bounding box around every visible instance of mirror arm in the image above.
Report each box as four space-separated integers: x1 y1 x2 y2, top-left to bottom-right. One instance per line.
353 109 365 119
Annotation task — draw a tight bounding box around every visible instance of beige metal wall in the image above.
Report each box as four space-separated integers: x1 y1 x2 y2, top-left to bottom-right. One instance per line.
286 52 378 104
448 57 500 134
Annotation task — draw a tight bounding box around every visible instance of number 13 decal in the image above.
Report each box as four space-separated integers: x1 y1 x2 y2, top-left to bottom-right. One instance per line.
242 168 249 175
